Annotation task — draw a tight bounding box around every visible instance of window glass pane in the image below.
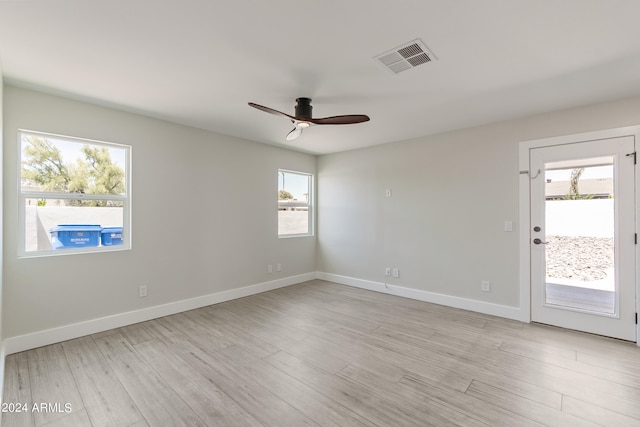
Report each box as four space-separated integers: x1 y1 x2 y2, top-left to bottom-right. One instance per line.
24 198 124 252
21 133 127 195
544 158 615 314
278 170 311 236
19 131 130 256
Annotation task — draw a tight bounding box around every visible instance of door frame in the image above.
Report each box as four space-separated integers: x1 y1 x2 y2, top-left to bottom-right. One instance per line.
519 125 640 344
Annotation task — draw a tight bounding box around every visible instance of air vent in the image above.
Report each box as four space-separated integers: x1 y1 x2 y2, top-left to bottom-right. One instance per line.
374 39 436 74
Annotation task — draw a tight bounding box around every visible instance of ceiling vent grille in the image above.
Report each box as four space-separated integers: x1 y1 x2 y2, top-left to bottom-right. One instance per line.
374 39 436 74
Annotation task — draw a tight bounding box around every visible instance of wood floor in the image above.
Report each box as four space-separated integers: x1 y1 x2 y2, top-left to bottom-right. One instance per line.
3 280 640 427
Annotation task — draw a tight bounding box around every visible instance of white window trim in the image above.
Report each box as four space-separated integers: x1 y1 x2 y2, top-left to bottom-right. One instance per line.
278 169 314 238
18 130 132 257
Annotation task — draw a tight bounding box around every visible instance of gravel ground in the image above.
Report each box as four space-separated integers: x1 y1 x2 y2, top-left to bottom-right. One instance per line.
545 235 614 281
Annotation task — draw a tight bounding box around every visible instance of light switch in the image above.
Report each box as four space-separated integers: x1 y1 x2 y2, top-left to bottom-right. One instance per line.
504 221 513 232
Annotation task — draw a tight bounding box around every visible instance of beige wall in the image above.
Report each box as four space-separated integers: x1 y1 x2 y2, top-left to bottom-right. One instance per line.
3 85 317 339
317 96 640 309
4 83 640 347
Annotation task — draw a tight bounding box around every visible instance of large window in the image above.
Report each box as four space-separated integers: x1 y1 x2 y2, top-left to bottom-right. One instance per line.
19 131 131 256
278 169 313 237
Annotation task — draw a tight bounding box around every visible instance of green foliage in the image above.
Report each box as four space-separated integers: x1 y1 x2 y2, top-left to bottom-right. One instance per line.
278 189 293 200
563 167 594 200
22 136 125 206
21 136 70 191
80 145 125 204
563 193 594 200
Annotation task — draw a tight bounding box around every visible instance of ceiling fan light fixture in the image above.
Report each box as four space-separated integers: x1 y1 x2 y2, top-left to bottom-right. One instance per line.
248 98 369 142
286 127 303 141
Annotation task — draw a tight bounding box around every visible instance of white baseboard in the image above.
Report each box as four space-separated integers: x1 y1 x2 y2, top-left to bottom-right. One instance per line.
4 271 528 355
316 272 526 322
4 272 316 355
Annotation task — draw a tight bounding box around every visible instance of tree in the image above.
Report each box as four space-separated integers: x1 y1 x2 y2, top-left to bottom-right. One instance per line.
564 167 593 200
21 136 70 191
278 189 293 200
81 145 125 195
22 136 125 206
569 167 583 198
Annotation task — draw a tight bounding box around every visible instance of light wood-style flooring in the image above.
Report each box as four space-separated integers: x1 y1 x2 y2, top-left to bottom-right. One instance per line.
3 280 640 426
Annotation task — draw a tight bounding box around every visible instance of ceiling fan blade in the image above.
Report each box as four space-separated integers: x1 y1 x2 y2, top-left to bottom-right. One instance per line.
309 114 370 125
248 102 295 120
250 99 369 141
286 127 303 141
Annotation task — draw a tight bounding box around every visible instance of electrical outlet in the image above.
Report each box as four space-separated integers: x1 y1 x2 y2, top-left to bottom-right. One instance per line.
481 281 490 292
392 268 399 278
276 263 282 272
385 267 391 276
139 285 147 297
268 265 273 274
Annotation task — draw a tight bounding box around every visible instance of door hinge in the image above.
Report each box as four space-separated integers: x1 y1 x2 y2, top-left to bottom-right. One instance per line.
636 312 638 325
635 233 638 244
626 151 637 164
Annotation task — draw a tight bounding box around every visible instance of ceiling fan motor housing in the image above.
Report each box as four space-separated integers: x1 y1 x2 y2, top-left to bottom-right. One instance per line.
295 97 313 119
248 98 369 141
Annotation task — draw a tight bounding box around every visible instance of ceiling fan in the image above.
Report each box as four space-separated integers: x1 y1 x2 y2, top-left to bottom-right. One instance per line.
248 97 370 141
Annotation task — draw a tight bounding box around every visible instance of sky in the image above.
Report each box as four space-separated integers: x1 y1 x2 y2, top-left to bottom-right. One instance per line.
278 171 311 201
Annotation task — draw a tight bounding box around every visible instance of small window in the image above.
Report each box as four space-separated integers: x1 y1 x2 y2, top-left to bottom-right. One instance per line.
278 169 313 237
19 131 131 256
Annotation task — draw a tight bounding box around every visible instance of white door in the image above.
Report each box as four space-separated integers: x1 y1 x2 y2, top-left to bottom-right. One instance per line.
530 136 636 341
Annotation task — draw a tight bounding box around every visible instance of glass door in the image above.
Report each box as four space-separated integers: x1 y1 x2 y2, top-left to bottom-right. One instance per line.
530 136 636 341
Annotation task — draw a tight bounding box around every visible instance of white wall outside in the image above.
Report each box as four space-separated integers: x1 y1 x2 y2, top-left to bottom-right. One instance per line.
25 206 123 251
546 199 614 238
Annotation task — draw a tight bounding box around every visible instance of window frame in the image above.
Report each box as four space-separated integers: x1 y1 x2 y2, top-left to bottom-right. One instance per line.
277 169 314 238
18 130 132 257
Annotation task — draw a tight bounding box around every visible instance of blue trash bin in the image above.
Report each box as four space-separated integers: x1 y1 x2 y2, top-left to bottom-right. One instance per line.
50 224 102 249
101 226 123 246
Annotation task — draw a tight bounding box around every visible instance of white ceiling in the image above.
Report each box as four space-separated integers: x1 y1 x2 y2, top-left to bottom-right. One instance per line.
2 1 640 155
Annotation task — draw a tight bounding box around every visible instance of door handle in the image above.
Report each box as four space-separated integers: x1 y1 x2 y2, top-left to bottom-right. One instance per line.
533 238 548 245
